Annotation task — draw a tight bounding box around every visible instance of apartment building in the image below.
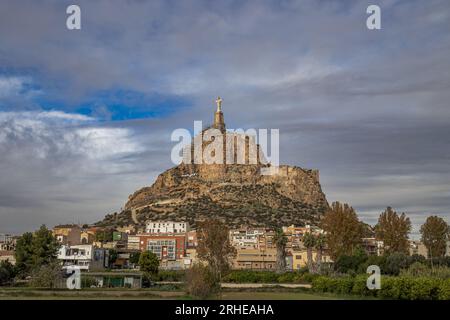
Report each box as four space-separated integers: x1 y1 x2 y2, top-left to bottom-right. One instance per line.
58 244 108 271
53 224 82 246
145 221 189 234
229 228 265 249
232 248 277 270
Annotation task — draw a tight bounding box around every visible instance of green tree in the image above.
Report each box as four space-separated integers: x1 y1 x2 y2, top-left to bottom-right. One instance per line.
303 232 316 272
129 252 141 266
29 261 63 288
383 252 410 275
14 225 60 277
321 202 364 260
31 225 61 267
420 215 449 259
197 219 236 284
334 247 368 274
314 233 326 272
0 260 16 286
95 229 114 244
14 232 34 276
273 228 287 273
375 207 411 255
139 251 159 277
109 249 118 268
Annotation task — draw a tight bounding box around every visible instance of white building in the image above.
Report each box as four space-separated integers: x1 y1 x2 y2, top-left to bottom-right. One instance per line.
229 228 266 249
0 234 15 251
58 244 108 271
145 221 189 234
127 235 141 250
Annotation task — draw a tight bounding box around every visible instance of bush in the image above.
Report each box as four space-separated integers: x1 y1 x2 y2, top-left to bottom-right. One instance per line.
313 276 349 294
351 274 377 297
81 276 100 288
428 256 450 268
312 276 331 292
400 263 450 279
438 279 450 300
221 270 317 284
335 248 368 274
185 264 220 299
383 253 410 276
29 262 63 288
222 270 278 283
358 255 386 274
154 270 185 282
313 274 447 300
408 277 440 300
0 260 16 286
299 272 320 284
400 262 428 277
335 277 355 294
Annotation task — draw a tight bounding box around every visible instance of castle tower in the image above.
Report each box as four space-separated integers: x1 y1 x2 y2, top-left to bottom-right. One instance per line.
213 96 226 132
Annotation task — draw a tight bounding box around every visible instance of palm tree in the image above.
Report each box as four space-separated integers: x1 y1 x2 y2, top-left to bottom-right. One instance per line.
273 228 287 273
303 232 316 273
314 234 326 273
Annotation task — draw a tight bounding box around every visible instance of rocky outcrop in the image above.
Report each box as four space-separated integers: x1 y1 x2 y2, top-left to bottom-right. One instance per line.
98 105 329 229
97 162 328 229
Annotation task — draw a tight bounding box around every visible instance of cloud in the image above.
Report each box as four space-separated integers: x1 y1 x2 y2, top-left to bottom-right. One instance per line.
0 110 156 233
0 0 449 235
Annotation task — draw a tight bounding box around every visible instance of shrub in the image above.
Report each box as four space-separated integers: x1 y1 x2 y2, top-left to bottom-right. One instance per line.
81 276 100 288
334 277 354 294
408 277 440 300
383 253 410 276
351 274 377 297
0 260 16 286
221 270 318 284
383 277 413 299
154 270 185 282
335 248 368 274
222 270 278 283
409 254 426 264
312 276 331 292
438 279 450 300
185 264 220 299
358 255 386 274
313 275 446 300
400 264 450 279
277 272 308 283
377 276 443 300
400 262 428 277
299 272 320 284
29 262 63 288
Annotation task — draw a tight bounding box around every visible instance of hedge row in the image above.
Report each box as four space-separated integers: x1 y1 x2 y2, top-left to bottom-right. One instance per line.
222 270 318 284
312 275 450 300
153 270 185 282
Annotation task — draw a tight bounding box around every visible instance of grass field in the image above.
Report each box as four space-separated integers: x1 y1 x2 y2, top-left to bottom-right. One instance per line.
221 291 340 300
0 288 364 300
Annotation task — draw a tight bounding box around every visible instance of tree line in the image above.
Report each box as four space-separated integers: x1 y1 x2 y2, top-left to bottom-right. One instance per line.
321 202 449 260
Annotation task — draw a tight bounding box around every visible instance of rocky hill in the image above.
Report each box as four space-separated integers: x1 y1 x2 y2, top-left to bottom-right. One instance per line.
98 162 328 229
97 100 329 229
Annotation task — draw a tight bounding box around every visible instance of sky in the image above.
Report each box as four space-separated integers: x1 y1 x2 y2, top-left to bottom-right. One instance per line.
0 0 449 238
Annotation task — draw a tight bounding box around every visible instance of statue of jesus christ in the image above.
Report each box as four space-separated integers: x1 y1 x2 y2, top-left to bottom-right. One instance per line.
215 96 223 112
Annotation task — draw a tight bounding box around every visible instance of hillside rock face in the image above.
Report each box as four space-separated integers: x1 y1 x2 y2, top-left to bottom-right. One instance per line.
99 161 328 229
99 101 329 229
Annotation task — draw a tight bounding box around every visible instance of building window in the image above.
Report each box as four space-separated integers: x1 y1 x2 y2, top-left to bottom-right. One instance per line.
147 240 176 260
